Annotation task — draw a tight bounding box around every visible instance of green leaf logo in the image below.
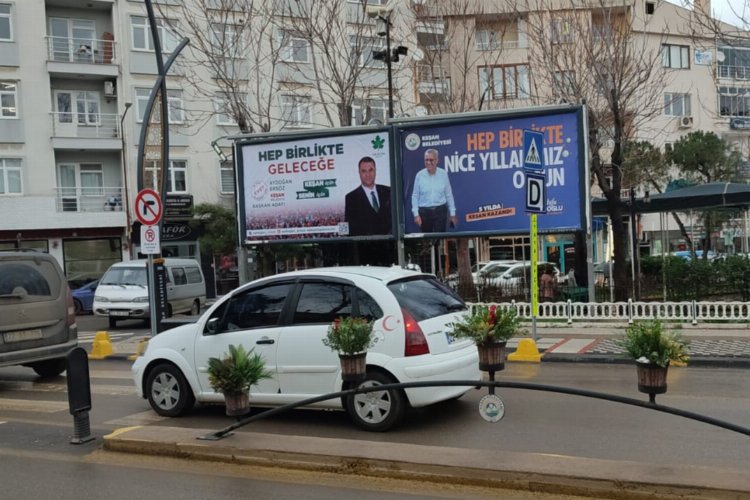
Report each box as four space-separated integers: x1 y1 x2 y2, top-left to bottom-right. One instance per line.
371 135 385 150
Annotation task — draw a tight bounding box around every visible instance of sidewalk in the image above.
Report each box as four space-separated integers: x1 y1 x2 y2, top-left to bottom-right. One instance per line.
100 322 750 367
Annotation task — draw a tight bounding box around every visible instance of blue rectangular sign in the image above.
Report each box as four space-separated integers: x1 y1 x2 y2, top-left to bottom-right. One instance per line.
523 129 545 172
398 109 583 237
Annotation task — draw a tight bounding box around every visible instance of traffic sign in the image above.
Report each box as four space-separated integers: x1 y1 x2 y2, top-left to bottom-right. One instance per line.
522 129 545 172
140 224 160 254
525 172 547 213
135 189 163 226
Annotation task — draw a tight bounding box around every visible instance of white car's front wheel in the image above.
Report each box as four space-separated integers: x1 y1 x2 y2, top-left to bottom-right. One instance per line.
345 370 406 432
145 363 195 417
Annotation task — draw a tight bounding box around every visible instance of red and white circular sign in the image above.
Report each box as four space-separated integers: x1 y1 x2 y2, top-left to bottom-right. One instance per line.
134 189 163 226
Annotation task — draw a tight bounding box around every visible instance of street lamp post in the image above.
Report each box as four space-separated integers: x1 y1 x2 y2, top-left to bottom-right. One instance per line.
120 102 133 258
370 10 407 119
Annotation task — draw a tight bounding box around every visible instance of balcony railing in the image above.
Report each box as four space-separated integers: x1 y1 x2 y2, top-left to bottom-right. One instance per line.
417 65 452 95
46 35 117 65
55 187 125 213
476 39 527 51
50 112 121 139
718 65 750 80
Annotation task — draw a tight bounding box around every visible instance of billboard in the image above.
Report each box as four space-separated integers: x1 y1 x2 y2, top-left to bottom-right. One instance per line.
398 108 585 237
238 129 394 244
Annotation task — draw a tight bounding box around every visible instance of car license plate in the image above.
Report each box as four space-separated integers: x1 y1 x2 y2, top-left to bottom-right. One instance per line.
4 329 43 343
110 311 129 317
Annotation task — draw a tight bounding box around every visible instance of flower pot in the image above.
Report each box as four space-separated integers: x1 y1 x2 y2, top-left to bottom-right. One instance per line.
636 361 669 396
223 391 251 417
339 352 367 382
477 341 507 372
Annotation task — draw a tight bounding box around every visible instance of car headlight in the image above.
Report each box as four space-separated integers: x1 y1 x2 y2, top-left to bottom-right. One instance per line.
132 296 149 303
95 296 109 303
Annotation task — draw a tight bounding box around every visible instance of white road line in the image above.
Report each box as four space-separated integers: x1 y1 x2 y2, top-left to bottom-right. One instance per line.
0 398 69 413
547 338 597 354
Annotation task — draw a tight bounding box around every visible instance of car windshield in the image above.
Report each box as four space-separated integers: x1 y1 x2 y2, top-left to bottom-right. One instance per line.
483 265 512 278
387 277 466 322
100 267 147 286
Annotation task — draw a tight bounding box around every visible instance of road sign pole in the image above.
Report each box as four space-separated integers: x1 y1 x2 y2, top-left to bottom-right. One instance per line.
148 254 157 336
530 213 538 341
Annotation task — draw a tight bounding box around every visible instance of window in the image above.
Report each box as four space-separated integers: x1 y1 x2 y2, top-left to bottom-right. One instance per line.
355 288 383 321
552 17 573 44
220 161 235 194
476 29 499 51
279 30 309 63
292 283 352 325
131 16 179 52
219 283 292 331
0 158 22 195
0 81 17 118
185 267 202 284
553 70 576 97
79 164 103 196
0 3 12 41
135 88 184 124
719 86 750 116
479 64 529 100
662 44 689 69
387 277 465 322
172 267 187 285
215 93 245 126
280 95 311 128
717 46 750 80
350 35 385 68
664 92 691 116
351 98 387 126
646 1 655 15
55 91 100 125
210 23 245 55
664 143 673 154
145 159 187 194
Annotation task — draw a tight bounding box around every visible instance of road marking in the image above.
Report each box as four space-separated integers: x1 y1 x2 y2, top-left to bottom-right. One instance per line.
0 380 135 396
547 338 597 354
0 398 68 413
104 410 168 427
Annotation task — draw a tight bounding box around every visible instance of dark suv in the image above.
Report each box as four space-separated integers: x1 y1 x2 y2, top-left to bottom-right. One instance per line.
0 251 78 377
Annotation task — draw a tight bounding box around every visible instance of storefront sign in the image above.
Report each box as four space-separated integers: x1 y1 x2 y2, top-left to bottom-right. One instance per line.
165 195 193 219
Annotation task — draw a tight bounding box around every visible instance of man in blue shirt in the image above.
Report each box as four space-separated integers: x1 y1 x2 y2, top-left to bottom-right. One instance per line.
411 148 457 232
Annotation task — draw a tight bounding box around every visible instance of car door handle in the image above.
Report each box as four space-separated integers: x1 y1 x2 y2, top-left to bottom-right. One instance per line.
256 338 275 345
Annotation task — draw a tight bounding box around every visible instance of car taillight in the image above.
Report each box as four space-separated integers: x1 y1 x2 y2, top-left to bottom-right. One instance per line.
66 288 77 327
402 308 429 356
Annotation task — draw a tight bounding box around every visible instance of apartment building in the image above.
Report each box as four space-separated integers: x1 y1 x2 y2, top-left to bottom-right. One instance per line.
0 0 414 293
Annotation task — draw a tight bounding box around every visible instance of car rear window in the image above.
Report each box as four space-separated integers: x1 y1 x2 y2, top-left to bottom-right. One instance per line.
0 261 61 303
101 267 147 286
387 277 466 322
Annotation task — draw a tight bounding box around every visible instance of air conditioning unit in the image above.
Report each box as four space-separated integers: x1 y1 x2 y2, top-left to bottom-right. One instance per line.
678 115 694 128
103 81 116 98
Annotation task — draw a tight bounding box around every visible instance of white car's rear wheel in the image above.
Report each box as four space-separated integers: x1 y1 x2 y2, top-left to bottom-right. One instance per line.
345 370 406 432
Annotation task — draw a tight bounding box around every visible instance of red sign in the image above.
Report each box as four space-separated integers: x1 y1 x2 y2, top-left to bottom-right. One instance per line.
135 189 163 226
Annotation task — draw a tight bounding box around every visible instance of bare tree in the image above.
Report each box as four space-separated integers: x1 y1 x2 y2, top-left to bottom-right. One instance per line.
156 0 283 134
520 0 672 298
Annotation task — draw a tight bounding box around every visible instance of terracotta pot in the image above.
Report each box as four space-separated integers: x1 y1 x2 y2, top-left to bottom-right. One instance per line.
636 361 669 395
339 352 367 382
223 391 250 417
477 341 507 372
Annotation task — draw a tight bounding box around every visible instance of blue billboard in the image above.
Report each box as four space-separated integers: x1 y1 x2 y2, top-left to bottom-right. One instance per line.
397 108 584 237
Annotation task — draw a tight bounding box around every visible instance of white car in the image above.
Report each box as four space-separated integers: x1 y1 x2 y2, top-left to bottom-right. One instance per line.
480 261 563 288
132 266 480 432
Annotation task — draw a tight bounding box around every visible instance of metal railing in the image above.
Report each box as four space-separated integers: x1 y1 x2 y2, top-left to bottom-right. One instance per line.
50 112 121 139
46 35 117 65
475 299 750 325
718 65 750 80
417 64 451 94
54 186 125 213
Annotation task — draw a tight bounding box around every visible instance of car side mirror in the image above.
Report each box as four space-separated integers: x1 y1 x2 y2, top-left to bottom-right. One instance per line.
206 317 220 335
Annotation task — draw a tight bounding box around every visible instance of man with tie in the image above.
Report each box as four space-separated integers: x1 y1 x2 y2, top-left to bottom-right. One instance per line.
344 156 392 236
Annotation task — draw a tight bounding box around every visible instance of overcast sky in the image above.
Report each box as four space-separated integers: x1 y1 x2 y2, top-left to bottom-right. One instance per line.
667 0 748 26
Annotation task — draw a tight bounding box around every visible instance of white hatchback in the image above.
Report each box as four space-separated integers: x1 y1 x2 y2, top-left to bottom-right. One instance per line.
132 266 480 431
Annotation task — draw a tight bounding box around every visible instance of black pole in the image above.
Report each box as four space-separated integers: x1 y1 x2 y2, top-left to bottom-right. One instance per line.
630 188 640 300
384 16 393 119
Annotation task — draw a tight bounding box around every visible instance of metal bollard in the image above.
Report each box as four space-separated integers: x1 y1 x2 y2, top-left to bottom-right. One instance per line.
66 347 94 444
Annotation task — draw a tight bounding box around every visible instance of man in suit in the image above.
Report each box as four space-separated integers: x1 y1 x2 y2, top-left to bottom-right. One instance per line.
344 156 391 236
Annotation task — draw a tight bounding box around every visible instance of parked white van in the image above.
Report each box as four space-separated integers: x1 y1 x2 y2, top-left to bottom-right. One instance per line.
93 258 206 328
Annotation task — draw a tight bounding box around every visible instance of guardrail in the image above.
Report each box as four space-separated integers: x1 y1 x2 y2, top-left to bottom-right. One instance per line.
50 112 121 139
46 35 117 65
473 299 750 325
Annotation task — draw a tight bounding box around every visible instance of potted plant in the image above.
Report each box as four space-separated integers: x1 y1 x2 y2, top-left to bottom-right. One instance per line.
322 317 375 382
618 320 689 402
449 305 524 372
207 344 273 417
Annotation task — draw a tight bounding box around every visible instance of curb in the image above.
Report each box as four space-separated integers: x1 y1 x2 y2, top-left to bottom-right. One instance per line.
539 353 750 368
103 426 750 498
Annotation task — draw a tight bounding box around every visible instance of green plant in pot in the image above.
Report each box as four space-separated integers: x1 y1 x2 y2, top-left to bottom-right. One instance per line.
449 305 524 371
322 317 375 382
618 320 689 402
207 344 273 417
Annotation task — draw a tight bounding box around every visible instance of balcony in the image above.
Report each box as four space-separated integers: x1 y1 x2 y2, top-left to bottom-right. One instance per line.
718 65 750 81
416 19 445 35
50 112 123 151
55 186 125 214
46 35 119 78
417 65 451 95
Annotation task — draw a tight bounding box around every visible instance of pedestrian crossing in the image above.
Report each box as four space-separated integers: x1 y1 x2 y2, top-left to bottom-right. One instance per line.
77 331 138 343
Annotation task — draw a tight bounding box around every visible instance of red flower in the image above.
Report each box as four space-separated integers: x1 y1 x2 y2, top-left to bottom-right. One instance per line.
488 306 497 326
333 318 341 331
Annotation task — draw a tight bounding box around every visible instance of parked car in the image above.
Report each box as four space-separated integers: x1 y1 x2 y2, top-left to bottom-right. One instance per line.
0 250 78 377
480 261 562 289
71 279 99 314
132 266 481 431
445 260 516 287
94 258 206 328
